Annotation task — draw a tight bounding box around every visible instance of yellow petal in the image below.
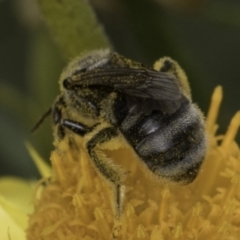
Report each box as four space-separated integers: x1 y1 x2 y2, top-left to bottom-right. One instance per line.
0 202 26 240
0 196 28 230
0 177 34 212
25 142 51 178
0 177 35 229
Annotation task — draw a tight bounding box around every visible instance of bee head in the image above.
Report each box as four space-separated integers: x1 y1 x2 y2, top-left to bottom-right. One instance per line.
59 49 111 91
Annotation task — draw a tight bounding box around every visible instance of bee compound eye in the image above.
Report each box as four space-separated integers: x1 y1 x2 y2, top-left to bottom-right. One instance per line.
53 106 61 124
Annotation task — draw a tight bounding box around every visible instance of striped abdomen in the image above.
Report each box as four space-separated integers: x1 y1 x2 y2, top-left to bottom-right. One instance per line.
116 99 207 184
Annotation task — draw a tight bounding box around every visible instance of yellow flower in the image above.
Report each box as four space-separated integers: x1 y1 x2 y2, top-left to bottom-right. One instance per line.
26 86 240 240
1 86 239 240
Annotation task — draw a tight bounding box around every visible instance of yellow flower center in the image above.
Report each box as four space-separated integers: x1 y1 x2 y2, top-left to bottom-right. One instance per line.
27 86 240 240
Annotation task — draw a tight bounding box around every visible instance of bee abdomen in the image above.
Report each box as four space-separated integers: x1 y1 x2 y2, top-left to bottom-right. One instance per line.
122 102 207 183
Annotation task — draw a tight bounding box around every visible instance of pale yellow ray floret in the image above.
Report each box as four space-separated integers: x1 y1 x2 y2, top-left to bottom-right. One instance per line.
26 86 240 240
0 144 51 240
0 177 34 240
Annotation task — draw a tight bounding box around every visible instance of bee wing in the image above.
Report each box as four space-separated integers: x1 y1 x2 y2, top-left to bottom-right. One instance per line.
69 68 186 114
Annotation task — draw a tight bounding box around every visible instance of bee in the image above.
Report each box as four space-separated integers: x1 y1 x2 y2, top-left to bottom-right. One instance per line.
33 49 207 218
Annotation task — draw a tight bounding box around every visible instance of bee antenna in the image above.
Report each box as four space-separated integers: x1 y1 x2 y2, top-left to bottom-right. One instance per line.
31 107 52 133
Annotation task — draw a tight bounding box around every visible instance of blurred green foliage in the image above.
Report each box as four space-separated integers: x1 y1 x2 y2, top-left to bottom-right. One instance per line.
0 0 239 179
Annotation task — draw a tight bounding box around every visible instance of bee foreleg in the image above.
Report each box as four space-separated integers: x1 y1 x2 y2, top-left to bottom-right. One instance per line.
61 119 92 136
86 127 125 219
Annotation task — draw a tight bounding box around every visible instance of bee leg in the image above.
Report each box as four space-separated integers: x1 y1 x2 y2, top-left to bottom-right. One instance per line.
61 119 92 136
86 127 124 219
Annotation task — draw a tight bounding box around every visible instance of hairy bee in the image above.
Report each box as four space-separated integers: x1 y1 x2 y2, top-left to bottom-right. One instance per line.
33 49 207 218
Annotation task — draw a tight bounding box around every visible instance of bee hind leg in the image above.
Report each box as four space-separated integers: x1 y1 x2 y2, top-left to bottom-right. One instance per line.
86 127 125 219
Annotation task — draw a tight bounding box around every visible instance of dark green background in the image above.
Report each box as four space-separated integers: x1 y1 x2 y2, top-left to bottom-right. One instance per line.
0 0 239 179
